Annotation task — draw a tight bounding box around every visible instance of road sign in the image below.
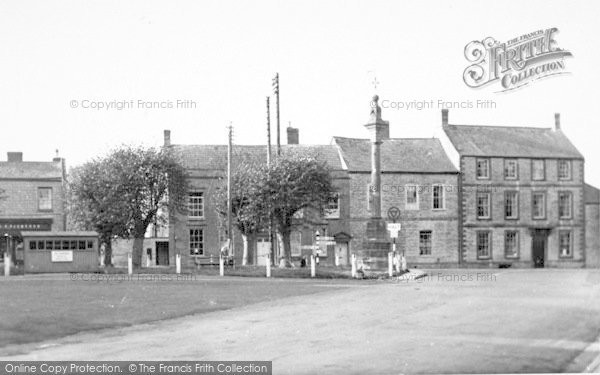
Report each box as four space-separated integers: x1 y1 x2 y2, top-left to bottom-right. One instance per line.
387 223 402 238
387 206 400 222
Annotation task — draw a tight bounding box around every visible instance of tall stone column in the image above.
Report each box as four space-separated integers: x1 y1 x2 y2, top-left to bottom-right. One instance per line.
360 95 391 269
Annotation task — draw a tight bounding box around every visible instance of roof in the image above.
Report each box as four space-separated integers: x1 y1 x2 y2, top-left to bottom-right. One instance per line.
443 124 583 158
585 183 600 204
173 144 344 171
0 161 63 180
333 137 458 173
21 231 98 237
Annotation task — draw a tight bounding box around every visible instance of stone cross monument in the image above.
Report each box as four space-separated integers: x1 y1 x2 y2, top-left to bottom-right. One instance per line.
359 95 391 269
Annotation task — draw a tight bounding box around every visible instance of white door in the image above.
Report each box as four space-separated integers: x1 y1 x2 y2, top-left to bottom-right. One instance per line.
335 242 349 266
256 239 271 266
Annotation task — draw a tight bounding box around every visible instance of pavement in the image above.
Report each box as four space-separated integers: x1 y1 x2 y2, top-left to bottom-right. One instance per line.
1 269 599 374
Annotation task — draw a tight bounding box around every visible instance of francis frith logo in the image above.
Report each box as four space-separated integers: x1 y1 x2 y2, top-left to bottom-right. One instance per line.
463 28 573 92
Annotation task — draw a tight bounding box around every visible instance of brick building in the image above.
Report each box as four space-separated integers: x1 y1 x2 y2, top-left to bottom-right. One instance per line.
0 152 67 264
442 110 592 268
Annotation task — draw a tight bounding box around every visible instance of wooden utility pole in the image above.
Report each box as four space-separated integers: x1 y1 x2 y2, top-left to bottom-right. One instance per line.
266 96 274 266
272 73 281 156
227 122 233 259
266 97 271 166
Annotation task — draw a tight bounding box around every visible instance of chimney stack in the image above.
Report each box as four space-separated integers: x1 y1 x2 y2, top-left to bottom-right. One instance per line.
7 152 22 162
442 109 449 126
164 129 171 147
554 113 561 131
287 126 299 144
53 149 61 162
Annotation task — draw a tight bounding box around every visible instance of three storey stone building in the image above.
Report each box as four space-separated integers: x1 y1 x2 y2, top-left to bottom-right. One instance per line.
442 110 588 267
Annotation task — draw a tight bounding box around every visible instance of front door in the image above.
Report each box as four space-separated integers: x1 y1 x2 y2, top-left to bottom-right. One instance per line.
532 232 546 268
256 238 271 266
335 242 349 266
156 241 169 266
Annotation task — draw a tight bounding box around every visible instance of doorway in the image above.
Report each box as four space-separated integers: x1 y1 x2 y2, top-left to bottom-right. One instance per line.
531 230 547 268
335 242 349 266
156 241 169 266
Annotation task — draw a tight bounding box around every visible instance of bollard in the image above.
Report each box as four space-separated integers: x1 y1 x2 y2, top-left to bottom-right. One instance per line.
401 255 407 272
310 254 316 278
395 253 400 273
176 253 181 274
351 253 356 278
335 254 339 267
219 254 224 277
127 253 133 275
388 251 393 277
146 255 151 268
266 254 271 278
3 252 9 277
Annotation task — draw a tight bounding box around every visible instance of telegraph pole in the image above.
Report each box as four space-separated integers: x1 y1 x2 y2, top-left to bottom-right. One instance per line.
227 122 233 259
266 97 271 166
272 73 281 156
266 96 274 266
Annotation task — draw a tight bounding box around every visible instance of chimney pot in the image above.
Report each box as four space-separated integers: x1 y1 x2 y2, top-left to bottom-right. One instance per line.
442 109 449 126
7 152 22 162
554 113 561 130
287 127 299 145
164 129 171 147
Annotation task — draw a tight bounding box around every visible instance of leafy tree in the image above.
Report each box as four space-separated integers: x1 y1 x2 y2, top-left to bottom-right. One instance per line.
213 153 269 265
265 153 334 262
68 146 188 267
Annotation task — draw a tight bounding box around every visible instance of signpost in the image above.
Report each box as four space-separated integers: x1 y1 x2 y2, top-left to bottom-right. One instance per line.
386 207 405 272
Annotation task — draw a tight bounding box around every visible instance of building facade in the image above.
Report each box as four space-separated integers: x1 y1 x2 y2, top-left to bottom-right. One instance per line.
165 106 460 268
0 152 67 264
443 110 588 268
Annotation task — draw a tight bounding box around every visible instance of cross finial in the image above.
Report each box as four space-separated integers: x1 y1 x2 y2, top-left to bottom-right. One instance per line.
371 76 379 91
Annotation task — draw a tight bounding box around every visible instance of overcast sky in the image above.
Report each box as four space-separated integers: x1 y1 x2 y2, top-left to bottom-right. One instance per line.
1 0 599 186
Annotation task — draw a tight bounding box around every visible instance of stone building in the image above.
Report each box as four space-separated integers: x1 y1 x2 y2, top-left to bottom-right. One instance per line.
164 100 460 268
0 152 67 264
442 110 591 267
585 183 600 268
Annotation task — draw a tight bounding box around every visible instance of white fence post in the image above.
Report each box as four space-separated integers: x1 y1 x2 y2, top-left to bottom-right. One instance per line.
219 254 224 277
388 251 393 277
310 254 316 278
266 254 271 278
127 253 133 275
176 253 181 274
3 252 9 277
351 253 356 278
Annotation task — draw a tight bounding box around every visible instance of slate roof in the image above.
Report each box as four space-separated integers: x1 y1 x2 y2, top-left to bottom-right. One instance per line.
333 137 458 173
0 161 63 180
585 183 600 204
173 144 344 171
443 124 583 158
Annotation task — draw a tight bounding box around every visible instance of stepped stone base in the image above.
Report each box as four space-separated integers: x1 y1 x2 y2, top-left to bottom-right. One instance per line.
358 219 391 270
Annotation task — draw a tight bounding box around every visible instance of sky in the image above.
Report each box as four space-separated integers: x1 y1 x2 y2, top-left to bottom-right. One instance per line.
1 0 599 187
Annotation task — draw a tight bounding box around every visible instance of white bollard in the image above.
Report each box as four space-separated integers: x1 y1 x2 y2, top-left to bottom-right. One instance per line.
388 251 393 277
310 254 316 278
335 254 339 267
4 252 9 277
146 255 150 268
401 255 407 272
395 253 400 273
127 253 133 275
219 254 224 277
266 254 271 278
351 253 356 278
176 253 181 274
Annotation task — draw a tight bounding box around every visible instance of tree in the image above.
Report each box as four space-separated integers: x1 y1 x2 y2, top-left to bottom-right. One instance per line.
213 153 269 265
265 153 334 262
68 145 189 267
